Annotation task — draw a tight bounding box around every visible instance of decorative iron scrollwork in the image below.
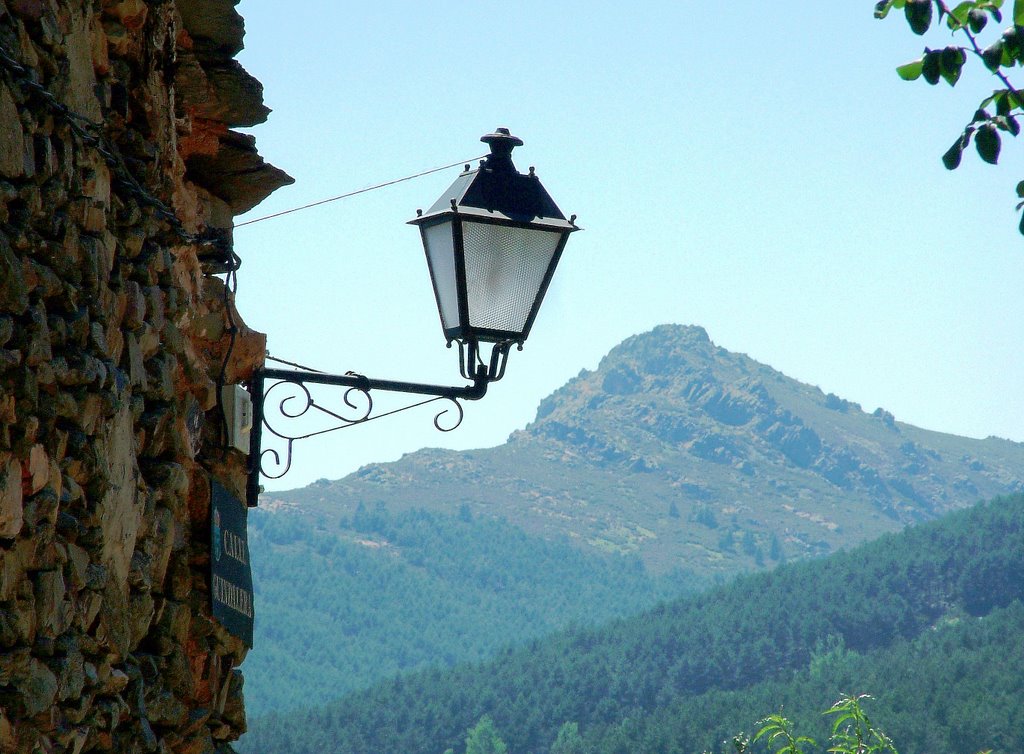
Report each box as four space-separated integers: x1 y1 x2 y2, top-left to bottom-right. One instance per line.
433 397 464 432
255 376 468 482
244 349 514 507
257 378 374 480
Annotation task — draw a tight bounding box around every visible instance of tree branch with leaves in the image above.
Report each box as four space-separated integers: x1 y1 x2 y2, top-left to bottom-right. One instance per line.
875 0 1024 234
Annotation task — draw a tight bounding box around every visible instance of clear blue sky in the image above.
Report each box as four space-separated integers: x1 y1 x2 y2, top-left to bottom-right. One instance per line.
232 2 1024 491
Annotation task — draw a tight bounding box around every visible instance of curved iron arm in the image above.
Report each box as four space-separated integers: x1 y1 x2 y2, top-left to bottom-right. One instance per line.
245 363 491 507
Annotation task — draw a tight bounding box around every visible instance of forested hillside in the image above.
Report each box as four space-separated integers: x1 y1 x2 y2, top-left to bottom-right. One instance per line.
245 324 1024 719
241 494 1024 754
243 505 698 715
580 603 1024 754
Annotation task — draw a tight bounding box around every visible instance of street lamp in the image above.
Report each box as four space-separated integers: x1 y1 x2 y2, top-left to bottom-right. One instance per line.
244 128 578 507
412 128 577 350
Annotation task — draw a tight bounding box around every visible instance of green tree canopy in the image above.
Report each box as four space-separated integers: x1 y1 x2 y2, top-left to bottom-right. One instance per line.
551 722 590 754
875 0 1024 233
466 716 509 754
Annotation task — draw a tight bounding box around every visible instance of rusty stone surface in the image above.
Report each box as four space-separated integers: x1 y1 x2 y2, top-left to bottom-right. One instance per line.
177 0 245 60
0 84 24 178
0 457 24 539
176 55 271 129
187 129 294 215
0 0 283 750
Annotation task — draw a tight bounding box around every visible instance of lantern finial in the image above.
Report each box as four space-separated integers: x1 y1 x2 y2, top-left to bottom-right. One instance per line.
480 128 523 173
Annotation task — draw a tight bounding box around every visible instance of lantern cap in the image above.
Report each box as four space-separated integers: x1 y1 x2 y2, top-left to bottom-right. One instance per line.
409 128 577 231
479 128 523 173
480 127 523 148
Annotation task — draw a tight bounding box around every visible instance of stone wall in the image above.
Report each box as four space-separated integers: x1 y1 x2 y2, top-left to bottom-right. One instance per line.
0 1 289 751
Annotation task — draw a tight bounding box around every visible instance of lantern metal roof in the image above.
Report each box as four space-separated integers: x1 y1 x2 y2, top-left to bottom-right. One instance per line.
413 129 577 232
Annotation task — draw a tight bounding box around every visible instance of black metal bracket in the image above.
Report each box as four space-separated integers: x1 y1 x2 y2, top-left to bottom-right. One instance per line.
244 340 513 507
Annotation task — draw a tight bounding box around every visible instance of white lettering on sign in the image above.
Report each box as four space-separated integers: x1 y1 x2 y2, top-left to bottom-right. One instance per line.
222 529 248 565
212 574 254 618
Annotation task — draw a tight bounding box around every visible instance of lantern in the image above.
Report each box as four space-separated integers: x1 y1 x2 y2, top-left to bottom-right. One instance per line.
411 128 578 347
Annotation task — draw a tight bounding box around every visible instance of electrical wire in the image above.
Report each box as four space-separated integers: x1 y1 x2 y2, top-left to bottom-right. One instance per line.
233 156 486 228
264 355 325 373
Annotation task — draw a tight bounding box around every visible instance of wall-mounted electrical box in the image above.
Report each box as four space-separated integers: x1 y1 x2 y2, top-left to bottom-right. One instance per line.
221 384 253 455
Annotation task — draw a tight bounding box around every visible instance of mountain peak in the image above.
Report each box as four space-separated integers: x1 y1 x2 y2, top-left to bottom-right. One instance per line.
531 324 751 423
288 324 1024 576
634 323 712 346
603 323 715 369
512 323 1024 565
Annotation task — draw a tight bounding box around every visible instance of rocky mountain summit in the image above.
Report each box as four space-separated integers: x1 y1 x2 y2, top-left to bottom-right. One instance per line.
274 325 1024 576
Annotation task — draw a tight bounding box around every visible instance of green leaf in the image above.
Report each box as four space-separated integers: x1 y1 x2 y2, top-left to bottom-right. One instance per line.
896 58 925 79
951 0 973 20
976 123 1002 162
1018 208 1024 235
982 41 1004 70
948 0 973 27
1001 26 1021 61
969 7 990 30
922 49 942 84
905 0 934 33
1015 0 1024 24
875 0 907 17
1016 179 1024 197
980 0 1005 22
829 712 856 734
939 46 966 85
942 135 966 168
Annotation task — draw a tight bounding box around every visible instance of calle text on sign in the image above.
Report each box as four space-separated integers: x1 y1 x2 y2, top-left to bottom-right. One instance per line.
210 481 254 647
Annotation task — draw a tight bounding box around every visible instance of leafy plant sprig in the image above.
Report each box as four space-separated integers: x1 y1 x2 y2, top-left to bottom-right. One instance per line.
875 0 1024 233
638 694 992 754
823 694 898 754
754 713 817 754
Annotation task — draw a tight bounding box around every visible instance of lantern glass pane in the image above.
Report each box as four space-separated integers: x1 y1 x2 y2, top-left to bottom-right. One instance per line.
422 221 460 332
461 222 562 336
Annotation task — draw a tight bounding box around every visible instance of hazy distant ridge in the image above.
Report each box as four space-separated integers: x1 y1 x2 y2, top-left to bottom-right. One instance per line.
277 324 1024 575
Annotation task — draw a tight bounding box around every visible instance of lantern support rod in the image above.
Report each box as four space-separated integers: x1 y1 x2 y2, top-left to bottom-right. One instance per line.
244 340 514 508
255 366 490 400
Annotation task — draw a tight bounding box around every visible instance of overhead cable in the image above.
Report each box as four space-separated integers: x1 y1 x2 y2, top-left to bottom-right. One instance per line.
234 156 486 228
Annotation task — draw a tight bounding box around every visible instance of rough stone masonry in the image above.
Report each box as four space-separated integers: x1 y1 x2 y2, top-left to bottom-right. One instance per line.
0 0 290 751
